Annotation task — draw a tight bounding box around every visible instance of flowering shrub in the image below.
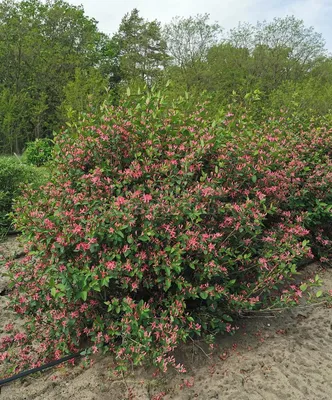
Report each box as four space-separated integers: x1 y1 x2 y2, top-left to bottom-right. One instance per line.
1 89 331 375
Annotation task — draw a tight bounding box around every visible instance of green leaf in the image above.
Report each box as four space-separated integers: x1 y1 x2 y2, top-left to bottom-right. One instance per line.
80 291 88 301
139 235 149 242
300 283 307 292
251 175 257 183
51 287 57 297
90 243 99 253
164 279 171 292
316 290 323 298
222 314 233 322
102 277 110 286
200 292 208 300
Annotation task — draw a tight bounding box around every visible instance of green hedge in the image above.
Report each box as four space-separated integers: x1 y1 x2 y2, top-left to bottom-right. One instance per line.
0 156 47 239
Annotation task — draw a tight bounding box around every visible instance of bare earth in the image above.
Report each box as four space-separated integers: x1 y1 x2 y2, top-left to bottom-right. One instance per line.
1 237 332 400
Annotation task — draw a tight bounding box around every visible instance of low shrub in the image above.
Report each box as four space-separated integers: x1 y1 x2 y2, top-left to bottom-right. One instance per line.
2 90 331 375
22 138 53 167
0 156 46 239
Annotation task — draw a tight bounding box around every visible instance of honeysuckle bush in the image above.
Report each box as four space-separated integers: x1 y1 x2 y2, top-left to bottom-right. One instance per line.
1 88 331 375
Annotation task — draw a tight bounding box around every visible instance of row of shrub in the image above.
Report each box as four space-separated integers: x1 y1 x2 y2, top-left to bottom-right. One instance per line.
1 89 331 375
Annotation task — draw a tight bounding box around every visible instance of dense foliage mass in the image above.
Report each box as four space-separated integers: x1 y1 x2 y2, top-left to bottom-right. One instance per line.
0 0 110 154
0 156 46 239
22 138 53 167
1 91 331 374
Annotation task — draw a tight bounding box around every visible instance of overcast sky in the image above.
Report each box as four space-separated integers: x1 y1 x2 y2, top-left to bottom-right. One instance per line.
68 0 332 52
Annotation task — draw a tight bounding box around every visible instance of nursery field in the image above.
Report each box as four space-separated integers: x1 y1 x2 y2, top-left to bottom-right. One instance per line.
1 237 332 400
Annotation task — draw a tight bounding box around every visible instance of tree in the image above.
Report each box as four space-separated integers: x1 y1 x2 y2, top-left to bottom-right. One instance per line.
0 0 113 154
228 16 327 71
113 9 168 88
198 16 329 103
59 67 108 123
163 14 222 90
205 43 252 99
163 14 222 67
250 45 295 92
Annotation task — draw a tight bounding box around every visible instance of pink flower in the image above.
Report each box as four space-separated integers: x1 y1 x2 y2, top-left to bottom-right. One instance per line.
105 261 116 270
4 323 14 332
142 194 152 203
256 191 266 201
115 196 126 206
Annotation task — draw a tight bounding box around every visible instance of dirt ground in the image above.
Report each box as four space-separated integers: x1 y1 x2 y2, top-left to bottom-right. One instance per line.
1 237 332 400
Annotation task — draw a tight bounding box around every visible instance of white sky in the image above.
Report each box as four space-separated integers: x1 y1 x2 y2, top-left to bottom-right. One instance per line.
68 0 332 52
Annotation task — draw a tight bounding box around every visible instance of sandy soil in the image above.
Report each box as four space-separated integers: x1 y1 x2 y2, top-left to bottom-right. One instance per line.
1 237 332 400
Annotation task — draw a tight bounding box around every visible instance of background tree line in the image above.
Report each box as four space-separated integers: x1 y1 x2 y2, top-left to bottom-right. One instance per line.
0 0 331 154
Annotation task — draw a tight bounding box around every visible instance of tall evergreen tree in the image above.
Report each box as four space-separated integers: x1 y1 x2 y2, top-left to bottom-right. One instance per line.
113 9 168 87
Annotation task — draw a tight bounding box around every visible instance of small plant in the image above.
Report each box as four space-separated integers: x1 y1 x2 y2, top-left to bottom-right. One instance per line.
23 138 53 167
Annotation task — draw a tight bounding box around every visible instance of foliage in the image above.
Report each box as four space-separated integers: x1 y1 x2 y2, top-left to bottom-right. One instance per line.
163 14 222 91
59 67 109 123
0 0 113 154
0 1 332 378
112 9 168 88
269 78 332 116
228 16 327 64
0 156 46 239
163 15 330 109
1 89 331 376
22 138 54 167
163 14 222 67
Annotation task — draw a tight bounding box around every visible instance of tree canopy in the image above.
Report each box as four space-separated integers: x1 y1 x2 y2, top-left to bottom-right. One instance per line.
0 3 331 154
0 0 111 153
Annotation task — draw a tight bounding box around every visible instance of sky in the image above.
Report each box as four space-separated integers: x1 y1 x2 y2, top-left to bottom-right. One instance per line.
68 0 332 52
